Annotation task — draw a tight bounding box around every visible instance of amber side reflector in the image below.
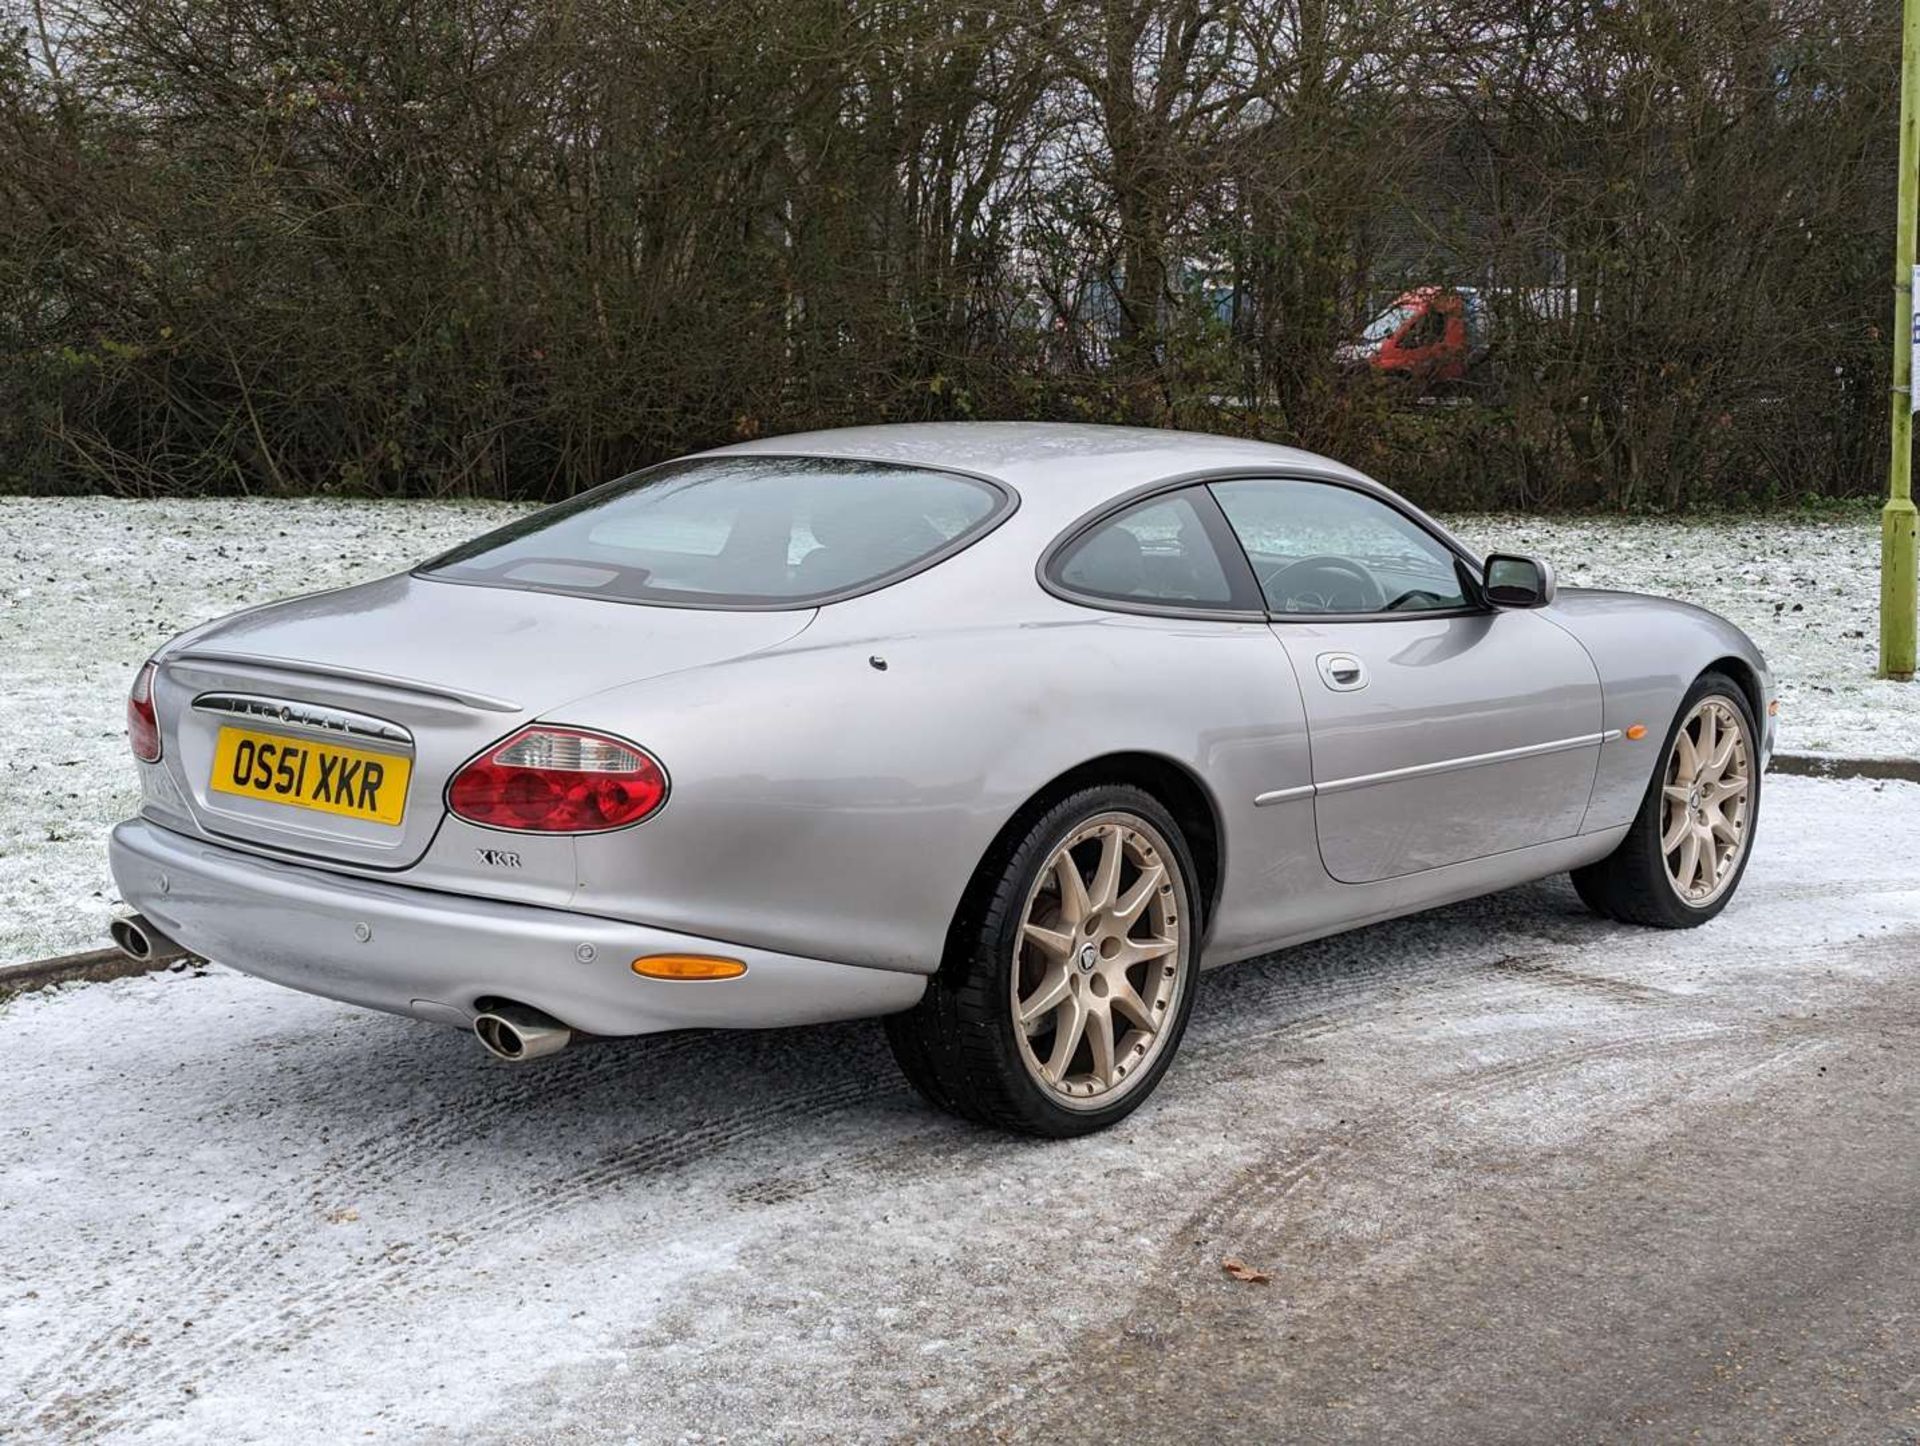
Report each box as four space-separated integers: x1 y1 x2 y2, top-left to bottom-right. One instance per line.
632 954 746 981
1624 724 1647 741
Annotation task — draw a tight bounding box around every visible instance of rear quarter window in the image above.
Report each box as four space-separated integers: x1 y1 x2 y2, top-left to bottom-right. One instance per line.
1053 493 1239 607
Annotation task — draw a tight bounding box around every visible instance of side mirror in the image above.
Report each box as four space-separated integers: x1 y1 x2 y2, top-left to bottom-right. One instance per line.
1483 553 1555 609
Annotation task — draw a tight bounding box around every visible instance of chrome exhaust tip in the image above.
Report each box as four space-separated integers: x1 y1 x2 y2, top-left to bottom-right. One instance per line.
110 913 179 963
472 1003 572 1063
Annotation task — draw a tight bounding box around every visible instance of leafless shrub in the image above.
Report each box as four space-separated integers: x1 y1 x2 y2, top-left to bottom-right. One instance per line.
0 0 1898 507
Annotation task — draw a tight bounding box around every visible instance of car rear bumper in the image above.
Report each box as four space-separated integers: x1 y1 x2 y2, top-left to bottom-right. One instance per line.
109 818 926 1035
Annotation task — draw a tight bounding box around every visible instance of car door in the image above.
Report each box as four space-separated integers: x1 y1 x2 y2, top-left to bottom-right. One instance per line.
1210 477 1603 884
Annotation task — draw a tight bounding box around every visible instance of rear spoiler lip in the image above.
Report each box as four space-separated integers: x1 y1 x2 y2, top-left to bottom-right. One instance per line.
166 648 521 713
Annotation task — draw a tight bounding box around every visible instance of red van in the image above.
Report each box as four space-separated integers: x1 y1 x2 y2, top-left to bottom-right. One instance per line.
1341 287 1490 383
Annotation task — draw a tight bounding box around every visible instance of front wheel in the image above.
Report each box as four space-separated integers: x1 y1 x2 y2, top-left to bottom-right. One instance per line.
885 786 1201 1137
1572 671 1760 928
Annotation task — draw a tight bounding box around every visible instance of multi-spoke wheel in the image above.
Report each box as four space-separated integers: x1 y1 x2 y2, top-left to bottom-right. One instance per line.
1573 672 1761 928
1012 815 1185 1109
1658 697 1753 906
884 785 1201 1136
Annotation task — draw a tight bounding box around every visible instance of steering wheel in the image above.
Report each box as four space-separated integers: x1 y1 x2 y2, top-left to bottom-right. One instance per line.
1262 556 1384 613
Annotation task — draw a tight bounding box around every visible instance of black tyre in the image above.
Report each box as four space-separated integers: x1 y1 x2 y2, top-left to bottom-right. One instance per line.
1572 671 1761 928
885 785 1202 1137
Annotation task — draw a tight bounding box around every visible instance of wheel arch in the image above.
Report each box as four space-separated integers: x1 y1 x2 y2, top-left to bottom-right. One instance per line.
1624 657 1766 815
1702 654 1765 726
944 751 1226 963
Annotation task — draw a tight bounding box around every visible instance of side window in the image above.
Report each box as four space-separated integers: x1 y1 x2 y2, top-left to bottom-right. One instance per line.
1053 490 1241 609
1210 479 1470 616
1400 304 1447 350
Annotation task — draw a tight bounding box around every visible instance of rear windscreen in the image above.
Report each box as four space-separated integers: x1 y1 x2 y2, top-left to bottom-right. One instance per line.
419 456 1009 608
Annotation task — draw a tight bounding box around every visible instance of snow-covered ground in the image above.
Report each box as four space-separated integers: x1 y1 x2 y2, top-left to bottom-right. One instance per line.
1 498 519 966
0 497 1908 966
2 775 1916 1443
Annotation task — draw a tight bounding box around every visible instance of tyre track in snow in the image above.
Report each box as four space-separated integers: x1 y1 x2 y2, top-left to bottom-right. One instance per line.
976 1013 1872 1446
1168 911 1916 1282
927 909 1891 1442
939 1021 1838 1443
20 1025 717 1426
1159 1026 1824 1280
25 1027 901 1442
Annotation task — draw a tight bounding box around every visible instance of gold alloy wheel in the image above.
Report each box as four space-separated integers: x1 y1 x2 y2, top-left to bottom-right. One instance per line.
1661 696 1753 907
1011 813 1186 1110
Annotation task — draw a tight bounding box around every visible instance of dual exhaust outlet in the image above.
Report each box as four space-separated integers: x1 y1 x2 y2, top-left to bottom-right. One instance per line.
109 913 573 1065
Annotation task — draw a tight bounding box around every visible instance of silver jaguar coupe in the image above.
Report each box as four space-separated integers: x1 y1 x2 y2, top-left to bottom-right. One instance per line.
110 423 1772 1136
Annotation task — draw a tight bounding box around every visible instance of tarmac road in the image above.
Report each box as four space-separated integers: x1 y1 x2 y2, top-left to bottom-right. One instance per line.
3 775 1916 1444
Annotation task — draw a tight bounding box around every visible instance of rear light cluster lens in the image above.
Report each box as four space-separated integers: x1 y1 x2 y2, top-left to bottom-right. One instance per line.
448 726 667 833
128 661 162 763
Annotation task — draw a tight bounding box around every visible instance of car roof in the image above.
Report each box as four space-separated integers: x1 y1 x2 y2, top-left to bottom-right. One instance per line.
699 422 1374 515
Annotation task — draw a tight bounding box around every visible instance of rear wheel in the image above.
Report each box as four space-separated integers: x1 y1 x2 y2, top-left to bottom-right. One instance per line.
885 786 1200 1137
1572 672 1760 928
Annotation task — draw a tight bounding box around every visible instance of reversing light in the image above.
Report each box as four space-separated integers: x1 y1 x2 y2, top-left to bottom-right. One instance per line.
448 726 667 833
128 661 162 763
632 955 747 981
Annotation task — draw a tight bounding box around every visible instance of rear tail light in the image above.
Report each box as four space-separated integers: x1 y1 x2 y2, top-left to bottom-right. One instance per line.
128 661 161 763
448 726 667 833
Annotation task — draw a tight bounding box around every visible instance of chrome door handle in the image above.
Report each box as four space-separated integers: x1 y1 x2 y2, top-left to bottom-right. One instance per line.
1317 652 1367 691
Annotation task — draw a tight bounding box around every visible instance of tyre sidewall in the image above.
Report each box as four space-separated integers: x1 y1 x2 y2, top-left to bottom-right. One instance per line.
964 786 1202 1137
1636 672 1762 925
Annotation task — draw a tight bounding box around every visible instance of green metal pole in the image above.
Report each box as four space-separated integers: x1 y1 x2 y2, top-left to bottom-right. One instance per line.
1884 0 1920 680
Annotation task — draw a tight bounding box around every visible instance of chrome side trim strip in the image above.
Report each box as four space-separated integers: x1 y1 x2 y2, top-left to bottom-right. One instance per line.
1255 731 1608 806
1252 784 1315 808
1316 732 1609 796
173 649 519 712
192 693 414 747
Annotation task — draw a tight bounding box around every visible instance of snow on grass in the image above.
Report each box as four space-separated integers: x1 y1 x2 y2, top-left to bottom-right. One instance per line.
0 497 1907 966
1464 510 1911 759
0 497 522 966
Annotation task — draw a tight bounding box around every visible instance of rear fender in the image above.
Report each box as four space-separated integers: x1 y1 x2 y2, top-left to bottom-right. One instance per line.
552 614 1312 973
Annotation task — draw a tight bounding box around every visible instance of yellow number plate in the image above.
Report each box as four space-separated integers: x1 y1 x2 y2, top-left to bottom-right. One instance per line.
209 727 411 825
